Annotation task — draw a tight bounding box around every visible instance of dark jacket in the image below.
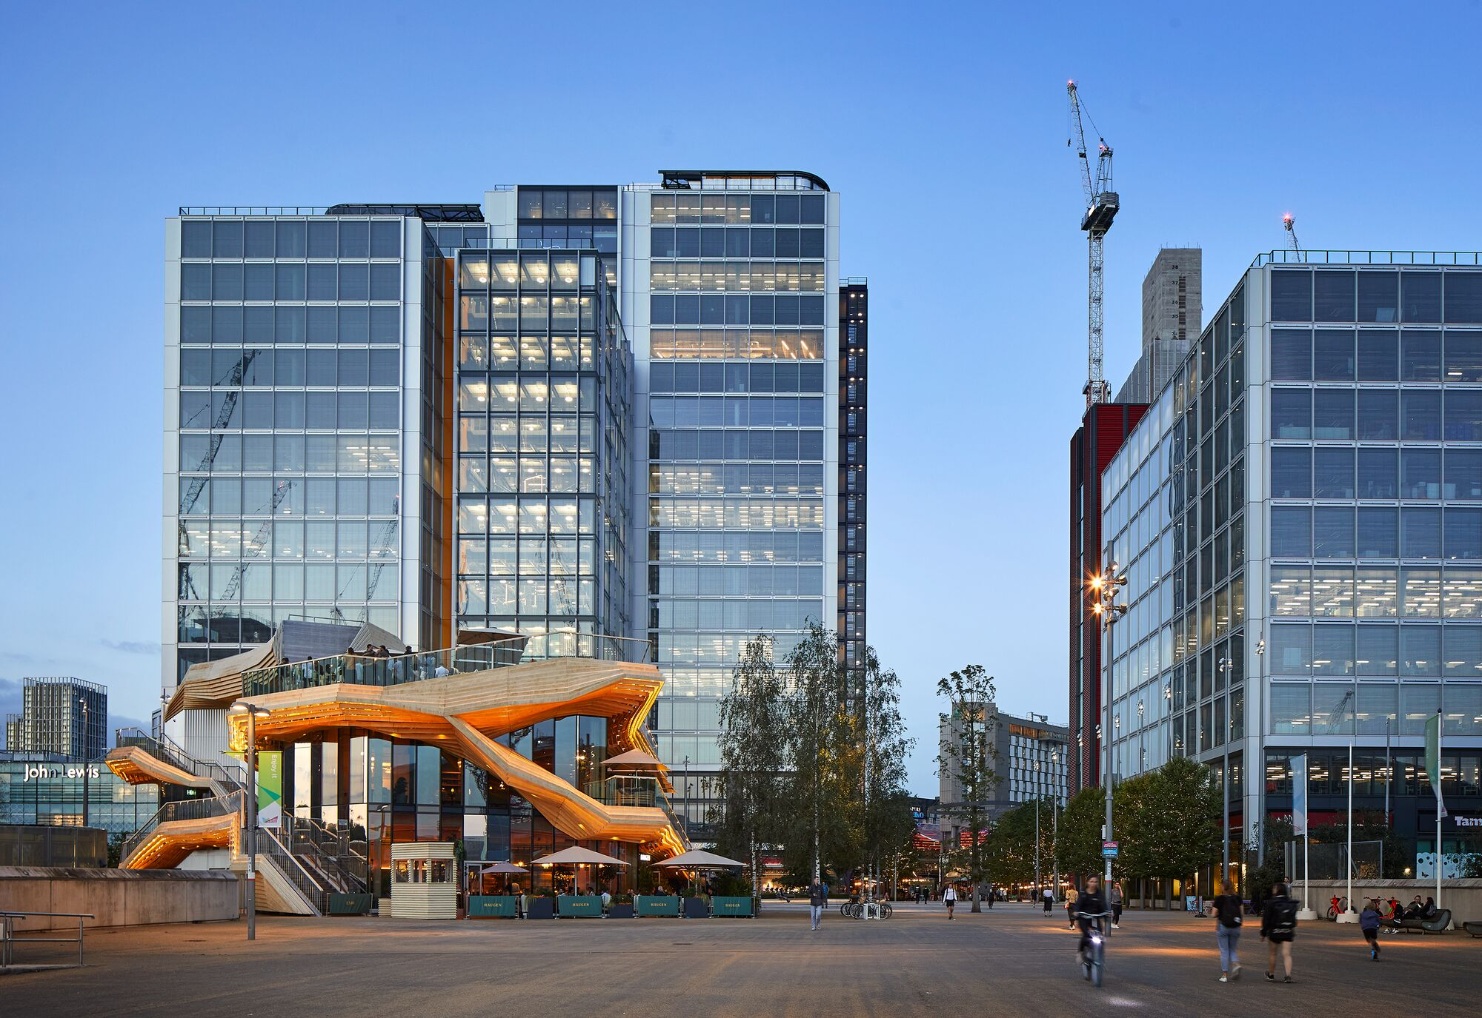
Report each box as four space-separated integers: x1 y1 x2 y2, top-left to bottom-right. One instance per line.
809 882 828 907
1360 906 1381 932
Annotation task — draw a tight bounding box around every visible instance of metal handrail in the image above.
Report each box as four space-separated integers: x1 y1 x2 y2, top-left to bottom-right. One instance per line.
1252 249 1482 268
119 790 245 865
0 912 95 970
242 633 651 698
178 206 328 216
258 828 327 914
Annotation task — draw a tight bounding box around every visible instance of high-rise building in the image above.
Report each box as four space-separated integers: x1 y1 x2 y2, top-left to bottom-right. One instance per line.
3 677 107 759
1116 248 1202 404
1095 251 1482 881
163 171 858 834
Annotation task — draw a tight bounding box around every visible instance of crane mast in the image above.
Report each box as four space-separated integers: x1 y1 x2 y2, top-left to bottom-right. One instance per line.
1067 81 1119 406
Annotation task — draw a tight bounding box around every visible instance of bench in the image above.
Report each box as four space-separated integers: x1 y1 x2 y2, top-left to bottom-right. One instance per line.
1462 921 1482 938
1397 909 1452 934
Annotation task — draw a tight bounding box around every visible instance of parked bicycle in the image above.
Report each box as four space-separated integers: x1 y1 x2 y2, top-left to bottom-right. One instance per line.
1325 895 1349 921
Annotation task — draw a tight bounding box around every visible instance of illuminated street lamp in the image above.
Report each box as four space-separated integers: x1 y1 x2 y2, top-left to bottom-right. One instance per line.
229 700 271 941
1089 565 1127 892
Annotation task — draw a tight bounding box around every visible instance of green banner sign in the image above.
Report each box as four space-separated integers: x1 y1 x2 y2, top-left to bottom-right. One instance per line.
257 750 282 828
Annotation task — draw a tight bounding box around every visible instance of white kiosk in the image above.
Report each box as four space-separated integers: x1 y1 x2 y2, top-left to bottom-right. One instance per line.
389 842 458 920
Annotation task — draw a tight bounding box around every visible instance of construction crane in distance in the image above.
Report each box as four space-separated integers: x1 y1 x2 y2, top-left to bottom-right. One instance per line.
1067 80 1119 406
1282 212 1303 261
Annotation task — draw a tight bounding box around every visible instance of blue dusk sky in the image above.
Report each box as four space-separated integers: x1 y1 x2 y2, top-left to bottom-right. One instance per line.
2 3 1480 792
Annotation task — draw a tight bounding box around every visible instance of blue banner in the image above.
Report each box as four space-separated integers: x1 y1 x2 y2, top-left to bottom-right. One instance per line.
1291 754 1307 836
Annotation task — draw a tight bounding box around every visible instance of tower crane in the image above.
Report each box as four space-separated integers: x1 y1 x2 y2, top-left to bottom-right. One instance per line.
1067 81 1119 406
1282 212 1303 261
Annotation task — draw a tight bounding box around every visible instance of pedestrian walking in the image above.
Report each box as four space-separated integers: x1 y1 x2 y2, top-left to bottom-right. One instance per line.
1360 899 1382 960
1259 882 1298 983
808 878 827 931
1043 885 1054 915
1211 878 1243 983
944 883 958 919
1110 880 1124 929
1065 883 1080 929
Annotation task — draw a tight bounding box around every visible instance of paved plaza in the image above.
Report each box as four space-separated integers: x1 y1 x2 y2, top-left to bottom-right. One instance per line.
6 901 1481 1016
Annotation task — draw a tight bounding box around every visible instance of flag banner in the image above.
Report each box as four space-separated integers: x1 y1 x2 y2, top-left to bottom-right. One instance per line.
1291 753 1308 835
1425 711 1447 820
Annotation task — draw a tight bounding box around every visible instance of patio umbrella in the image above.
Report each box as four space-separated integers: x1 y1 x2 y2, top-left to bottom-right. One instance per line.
652 849 746 869
531 846 629 867
480 861 529 874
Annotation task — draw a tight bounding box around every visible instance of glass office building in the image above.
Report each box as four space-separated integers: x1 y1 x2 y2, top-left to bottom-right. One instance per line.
164 173 859 835
1098 253 1482 873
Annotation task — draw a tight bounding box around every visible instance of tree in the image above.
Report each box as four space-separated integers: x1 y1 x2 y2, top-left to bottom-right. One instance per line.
1057 787 1107 883
1116 756 1221 895
715 635 789 909
858 647 916 897
981 799 1041 889
780 623 858 883
936 665 998 912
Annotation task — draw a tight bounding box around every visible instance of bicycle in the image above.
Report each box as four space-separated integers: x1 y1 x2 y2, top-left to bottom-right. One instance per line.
1076 910 1112 988
1325 895 1349 921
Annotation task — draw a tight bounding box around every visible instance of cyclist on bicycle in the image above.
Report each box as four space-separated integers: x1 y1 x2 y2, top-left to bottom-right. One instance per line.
1076 875 1108 960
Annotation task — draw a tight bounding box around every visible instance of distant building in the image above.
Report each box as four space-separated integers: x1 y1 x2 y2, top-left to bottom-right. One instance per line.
938 703 1068 815
1116 248 1202 403
3 677 107 760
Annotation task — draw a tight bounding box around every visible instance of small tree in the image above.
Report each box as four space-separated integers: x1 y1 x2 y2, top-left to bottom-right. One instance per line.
715 635 788 909
936 665 998 912
982 799 1040 889
1117 756 1220 898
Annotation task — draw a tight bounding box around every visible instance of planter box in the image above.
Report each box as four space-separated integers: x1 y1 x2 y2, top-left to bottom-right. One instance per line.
683 897 710 918
327 893 375 915
636 895 680 917
525 897 555 920
608 903 635 919
467 896 519 918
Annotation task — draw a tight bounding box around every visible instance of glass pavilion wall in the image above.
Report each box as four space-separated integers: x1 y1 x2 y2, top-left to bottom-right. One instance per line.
1100 256 1482 875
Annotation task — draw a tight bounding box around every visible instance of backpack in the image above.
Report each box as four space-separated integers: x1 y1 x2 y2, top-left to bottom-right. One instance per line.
1217 895 1242 928
1271 897 1298 939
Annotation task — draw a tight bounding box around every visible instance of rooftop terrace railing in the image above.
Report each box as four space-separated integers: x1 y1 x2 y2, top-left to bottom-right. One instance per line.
178 206 328 216
1253 249 1482 268
242 633 652 698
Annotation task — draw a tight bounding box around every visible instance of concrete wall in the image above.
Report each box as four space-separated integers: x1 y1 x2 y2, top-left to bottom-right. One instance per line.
0 867 239 931
1290 878 1482 929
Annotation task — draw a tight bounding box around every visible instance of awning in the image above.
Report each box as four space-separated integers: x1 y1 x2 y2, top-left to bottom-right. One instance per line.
479 861 529 874
603 748 664 770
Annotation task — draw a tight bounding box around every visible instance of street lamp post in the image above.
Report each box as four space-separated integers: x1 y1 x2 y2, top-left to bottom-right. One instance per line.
1336 689 1359 923
78 697 90 828
230 700 270 941
1090 565 1127 893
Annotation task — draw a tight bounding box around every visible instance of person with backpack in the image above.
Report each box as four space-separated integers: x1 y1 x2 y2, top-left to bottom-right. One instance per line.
1211 877 1243 983
1260 881 1298 983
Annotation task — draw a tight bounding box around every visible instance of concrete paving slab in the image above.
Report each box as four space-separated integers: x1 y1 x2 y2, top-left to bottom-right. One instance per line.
4 902 1480 1017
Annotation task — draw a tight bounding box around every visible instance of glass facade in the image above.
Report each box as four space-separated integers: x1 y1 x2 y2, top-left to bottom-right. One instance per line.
635 179 839 831
1098 259 1482 864
452 248 631 655
165 172 856 849
0 759 160 833
168 215 420 685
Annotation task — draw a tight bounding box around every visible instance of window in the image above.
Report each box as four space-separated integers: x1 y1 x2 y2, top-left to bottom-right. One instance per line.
1313 388 1355 439
1271 506 1312 557
1313 329 1355 379
1272 388 1311 439
1314 272 1355 322
1271 447 1311 498
1445 272 1482 323
1271 271 1312 322
1271 329 1312 379
1401 272 1442 323
1357 272 1399 323
1357 448 1397 499
1356 389 1398 440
